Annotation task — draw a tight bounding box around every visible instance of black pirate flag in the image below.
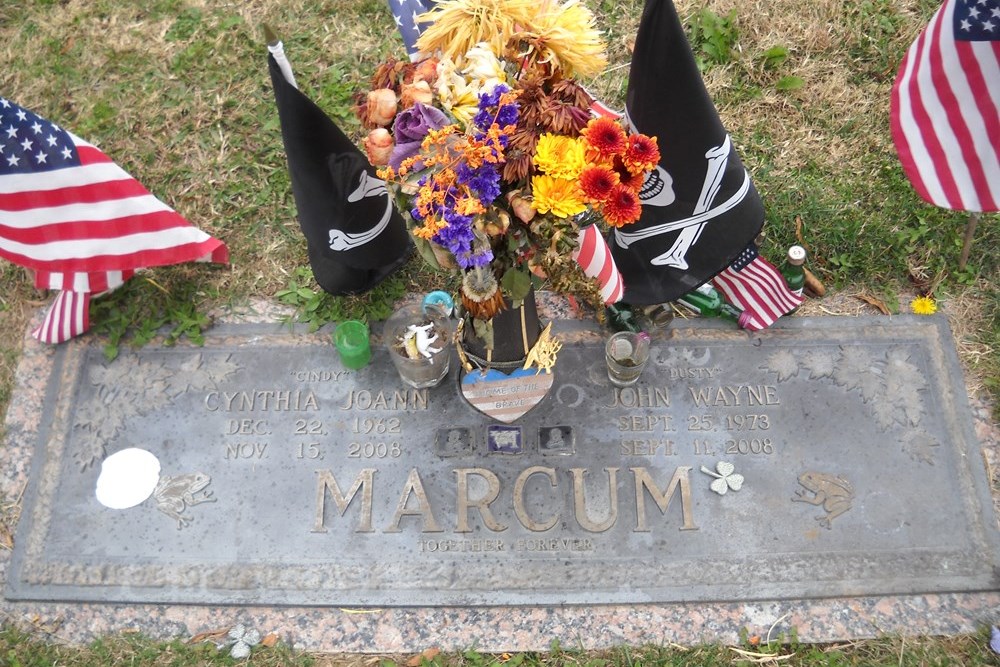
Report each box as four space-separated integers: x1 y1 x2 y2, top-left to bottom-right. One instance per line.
268 40 411 295
610 0 764 305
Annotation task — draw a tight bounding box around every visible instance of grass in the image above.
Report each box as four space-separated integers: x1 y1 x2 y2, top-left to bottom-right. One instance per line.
3 624 1000 666
0 0 998 662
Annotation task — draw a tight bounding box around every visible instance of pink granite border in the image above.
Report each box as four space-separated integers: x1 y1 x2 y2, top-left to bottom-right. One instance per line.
2 299 998 652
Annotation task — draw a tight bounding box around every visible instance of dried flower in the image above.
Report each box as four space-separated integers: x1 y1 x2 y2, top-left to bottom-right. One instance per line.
401 80 435 107
365 88 398 128
416 0 537 61
462 266 507 319
363 128 394 166
363 2 660 327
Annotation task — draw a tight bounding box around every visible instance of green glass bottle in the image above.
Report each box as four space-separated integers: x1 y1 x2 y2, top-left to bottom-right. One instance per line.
781 245 807 297
605 303 644 333
676 284 751 328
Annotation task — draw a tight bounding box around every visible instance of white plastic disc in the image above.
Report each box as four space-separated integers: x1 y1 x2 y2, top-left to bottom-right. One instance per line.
95 448 161 509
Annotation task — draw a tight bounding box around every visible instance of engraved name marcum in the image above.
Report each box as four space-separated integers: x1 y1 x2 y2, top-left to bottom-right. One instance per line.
312 465 699 535
9 318 999 607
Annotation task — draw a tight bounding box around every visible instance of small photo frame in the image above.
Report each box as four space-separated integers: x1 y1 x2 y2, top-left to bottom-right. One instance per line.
487 425 523 454
539 426 574 455
435 427 473 457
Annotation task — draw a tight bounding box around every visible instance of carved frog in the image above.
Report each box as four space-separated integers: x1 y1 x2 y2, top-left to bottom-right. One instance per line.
153 472 216 529
792 471 854 529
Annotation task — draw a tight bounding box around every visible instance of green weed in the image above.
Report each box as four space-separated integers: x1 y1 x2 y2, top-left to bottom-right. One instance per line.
275 266 409 331
684 8 739 70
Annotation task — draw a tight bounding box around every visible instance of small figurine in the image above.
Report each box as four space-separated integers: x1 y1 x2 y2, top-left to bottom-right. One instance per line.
522 322 561 374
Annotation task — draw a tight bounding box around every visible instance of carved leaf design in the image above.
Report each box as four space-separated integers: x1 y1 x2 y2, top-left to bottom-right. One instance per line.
870 398 899 430
902 432 940 465
76 409 126 443
766 350 799 382
855 371 885 404
74 356 176 471
801 349 835 379
167 353 242 395
831 347 872 391
72 437 106 471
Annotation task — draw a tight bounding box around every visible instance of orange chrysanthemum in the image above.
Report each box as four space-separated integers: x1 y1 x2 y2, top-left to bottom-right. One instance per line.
623 134 660 175
612 156 646 192
578 165 620 203
600 183 643 227
581 116 626 161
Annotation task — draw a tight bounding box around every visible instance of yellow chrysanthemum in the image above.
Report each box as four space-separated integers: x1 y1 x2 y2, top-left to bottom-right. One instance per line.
531 174 586 218
514 0 608 79
415 0 537 62
911 295 937 315
533 133 586 180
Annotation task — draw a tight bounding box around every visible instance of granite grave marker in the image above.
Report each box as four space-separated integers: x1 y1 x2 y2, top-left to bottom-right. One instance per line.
6 316 999 606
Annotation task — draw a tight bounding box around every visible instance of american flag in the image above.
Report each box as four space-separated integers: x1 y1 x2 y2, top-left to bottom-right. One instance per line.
890 0 1000 212
0 97 228 344
573 223 624 304
388 0 435 58
711 243 803 331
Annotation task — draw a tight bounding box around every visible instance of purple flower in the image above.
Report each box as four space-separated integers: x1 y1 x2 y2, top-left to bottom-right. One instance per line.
389 103 450 170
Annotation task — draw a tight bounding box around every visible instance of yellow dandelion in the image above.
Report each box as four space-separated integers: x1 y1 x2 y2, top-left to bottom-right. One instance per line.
533 133 586 180
530 174 586 218
415 0 537 62
911 295 937 315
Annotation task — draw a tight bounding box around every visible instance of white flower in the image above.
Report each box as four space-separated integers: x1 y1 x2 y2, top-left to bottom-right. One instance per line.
435 56 480 126
461 42 506 93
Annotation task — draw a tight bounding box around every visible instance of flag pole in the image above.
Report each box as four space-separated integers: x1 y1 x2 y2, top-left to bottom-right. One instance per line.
959 212 979 272
264 23 298 90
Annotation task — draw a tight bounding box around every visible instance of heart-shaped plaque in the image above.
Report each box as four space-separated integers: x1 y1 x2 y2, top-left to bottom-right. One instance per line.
460 368 554 423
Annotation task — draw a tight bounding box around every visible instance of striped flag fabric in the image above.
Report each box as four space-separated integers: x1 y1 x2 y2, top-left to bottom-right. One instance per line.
711 243 803 331
0 97 228 344
573 223 624 304
890 0 1000 212
388 0 435 58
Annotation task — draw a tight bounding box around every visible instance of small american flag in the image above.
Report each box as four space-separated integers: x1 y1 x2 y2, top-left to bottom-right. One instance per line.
0 97 228 343
388 0 435 58
573 223 624 304
890 0 1000 212
711 243 803 331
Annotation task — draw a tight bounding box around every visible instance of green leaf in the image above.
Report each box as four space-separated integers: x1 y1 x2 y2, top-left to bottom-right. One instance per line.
762 45 789 68
776 75 805 91
472 317 494 351
500 268 532 302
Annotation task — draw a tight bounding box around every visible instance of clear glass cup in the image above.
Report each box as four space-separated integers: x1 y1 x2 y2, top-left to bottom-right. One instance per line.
333 320 371 370
605 331 650 387
384 304 451 388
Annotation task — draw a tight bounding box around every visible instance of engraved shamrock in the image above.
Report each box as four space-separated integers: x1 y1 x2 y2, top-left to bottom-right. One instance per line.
700 461 744 495
226 624 261 659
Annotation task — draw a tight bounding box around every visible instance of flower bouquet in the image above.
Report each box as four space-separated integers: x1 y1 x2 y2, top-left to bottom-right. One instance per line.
356 0 660 368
